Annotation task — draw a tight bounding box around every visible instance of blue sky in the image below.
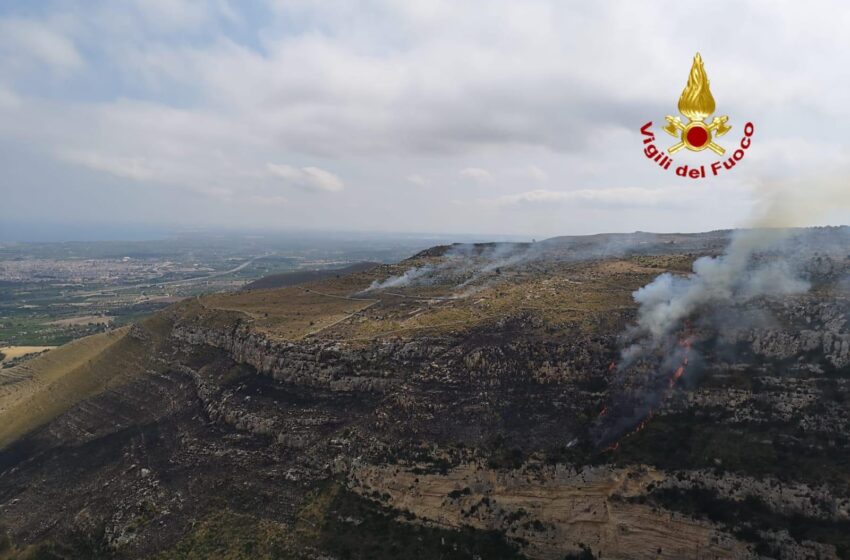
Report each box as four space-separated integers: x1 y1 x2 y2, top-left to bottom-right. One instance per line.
2 0 850 240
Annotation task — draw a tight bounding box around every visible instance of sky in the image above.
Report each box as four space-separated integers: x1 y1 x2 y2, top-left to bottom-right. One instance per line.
1 0 850 240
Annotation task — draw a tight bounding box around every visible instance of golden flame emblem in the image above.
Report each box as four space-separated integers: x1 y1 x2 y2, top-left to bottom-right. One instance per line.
663 53 731 155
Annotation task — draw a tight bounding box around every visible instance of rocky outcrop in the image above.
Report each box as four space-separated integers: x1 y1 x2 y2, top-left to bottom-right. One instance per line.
349 461 755 560
171 321 412 392
738 300 850 368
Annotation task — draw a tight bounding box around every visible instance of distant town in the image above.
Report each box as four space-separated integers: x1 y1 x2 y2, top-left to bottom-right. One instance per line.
0 231 474 362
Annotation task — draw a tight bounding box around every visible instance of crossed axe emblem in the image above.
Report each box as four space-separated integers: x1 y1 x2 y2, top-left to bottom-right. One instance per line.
663 114 731 155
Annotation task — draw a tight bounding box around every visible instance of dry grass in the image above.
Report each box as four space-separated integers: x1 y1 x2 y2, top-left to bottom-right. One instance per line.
203 285 376 341
317 257 676 340
0 346 56 364
0 315 171 449
191 254 692 344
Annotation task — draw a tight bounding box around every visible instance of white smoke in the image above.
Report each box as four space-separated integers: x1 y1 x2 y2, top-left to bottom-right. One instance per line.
629 174 850 346
359 243 536 294
596 174 850 446
361 234 671 296
363 264 437 291
628 230 809 344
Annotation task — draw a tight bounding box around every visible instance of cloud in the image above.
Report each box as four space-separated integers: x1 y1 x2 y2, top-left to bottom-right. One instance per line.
460 167 493 183
0 18 83 72
132 0 215 29
489 187 691 209
407 174 430 187
266 163 344 192
59 150 156 181
248 194 288 206
0 84 19 109
0 1 849 235
527 165 548 182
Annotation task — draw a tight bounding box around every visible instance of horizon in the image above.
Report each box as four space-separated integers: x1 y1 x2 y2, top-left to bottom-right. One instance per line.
4 221 849 245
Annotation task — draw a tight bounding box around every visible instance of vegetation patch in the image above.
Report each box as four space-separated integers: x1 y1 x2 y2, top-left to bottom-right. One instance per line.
0 525 114 560
155 511 293 560
646 487 850 559
299 483 527 560
612 411 850 489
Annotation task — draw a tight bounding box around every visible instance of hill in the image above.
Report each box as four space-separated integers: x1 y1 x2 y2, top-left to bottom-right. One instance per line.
240 261 380 291
1 229 850 559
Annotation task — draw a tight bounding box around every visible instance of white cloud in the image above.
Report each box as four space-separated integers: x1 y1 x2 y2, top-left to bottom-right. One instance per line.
0 18 83 72
132 0 213 29
527 165 548 182
490 187 690 209
460 167 493 183
248 194 288 206
0 1 849 235
59 150 156 181
267 163 344 192
406 174 430 187
0 84 19 109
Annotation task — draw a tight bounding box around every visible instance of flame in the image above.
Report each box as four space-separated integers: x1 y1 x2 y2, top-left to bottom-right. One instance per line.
677 53 716 122
599 332 694 454
603 410 654 453
668 336 692 388
669 365 685 388
633 410 653 433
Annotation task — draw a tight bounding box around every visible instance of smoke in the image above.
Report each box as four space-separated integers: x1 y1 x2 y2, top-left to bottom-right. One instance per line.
359 242 538 294
629 174 850 344
363 264 438 291
595 173 850 447
628 231 809 344
360 232 691 296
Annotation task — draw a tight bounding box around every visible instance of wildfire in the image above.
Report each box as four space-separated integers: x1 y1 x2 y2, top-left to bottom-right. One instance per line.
600 333 693 454
602 409 654 453
633 410 654 433
668 336 692 389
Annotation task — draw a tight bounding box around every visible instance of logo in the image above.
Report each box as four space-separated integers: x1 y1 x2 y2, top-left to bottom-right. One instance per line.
640 53 754 180
663 53 730 155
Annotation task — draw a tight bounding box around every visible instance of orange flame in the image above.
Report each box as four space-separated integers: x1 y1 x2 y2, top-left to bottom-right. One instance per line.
668 336 692 388
604 441 619 453
601 333 693 454
669 365 685 388
603 409 654 453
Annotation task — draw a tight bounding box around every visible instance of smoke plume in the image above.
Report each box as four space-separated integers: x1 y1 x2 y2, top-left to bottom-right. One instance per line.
595 174 850 446
359 243 537 294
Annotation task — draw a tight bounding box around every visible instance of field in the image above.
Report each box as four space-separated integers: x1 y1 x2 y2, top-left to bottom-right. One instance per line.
0 346 55 365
